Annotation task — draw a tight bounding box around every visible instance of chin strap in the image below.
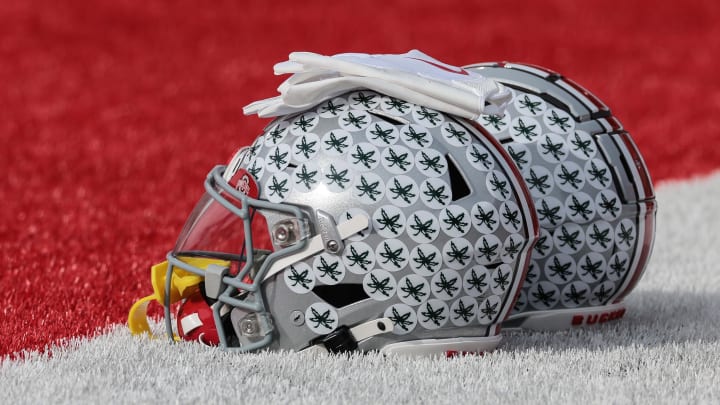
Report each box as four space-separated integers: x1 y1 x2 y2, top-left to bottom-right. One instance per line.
127 257 230 338
302 318 394 354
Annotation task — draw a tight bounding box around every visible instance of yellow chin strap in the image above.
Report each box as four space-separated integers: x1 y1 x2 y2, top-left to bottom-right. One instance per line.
128 257 230 338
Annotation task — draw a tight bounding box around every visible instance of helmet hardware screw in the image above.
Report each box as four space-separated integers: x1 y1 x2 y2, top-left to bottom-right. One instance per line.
274 225 289 242
291 310 304 326
326 240 339 253
239 318 259 336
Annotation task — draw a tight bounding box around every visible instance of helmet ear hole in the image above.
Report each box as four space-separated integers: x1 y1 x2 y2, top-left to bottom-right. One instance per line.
312 284 369 308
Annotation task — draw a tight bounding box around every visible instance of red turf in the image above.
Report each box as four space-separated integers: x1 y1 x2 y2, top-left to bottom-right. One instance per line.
2 0 719 357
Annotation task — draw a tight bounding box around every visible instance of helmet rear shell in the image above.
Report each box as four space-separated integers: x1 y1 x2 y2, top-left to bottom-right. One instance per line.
466 63 656 326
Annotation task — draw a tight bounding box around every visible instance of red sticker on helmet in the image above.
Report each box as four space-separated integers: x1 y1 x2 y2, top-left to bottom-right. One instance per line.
228 168 260 199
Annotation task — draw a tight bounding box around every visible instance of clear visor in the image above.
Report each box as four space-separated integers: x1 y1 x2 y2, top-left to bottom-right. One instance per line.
175 194 260 252
172 165 309 280
173 191 274 277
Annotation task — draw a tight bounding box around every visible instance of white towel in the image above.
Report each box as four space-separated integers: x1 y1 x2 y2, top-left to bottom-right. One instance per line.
243 50 511 120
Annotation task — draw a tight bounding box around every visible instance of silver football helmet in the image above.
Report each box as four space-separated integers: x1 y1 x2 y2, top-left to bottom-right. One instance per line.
465 62 656 330
130 90 538 355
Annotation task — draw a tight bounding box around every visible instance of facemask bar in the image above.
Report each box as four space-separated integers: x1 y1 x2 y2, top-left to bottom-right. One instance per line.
163 165 310 352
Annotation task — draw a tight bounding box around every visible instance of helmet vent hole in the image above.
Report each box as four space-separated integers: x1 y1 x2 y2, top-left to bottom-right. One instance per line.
445 155 471 201
311 284 369 308
368 111 409 126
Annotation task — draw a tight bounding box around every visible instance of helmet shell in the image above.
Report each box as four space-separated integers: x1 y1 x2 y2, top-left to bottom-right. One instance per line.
466 62 656 328
226 90 539 351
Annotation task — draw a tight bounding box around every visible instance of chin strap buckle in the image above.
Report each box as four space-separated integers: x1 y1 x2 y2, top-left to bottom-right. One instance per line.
305 318 393 354
316 326 357 353
204 264 229 299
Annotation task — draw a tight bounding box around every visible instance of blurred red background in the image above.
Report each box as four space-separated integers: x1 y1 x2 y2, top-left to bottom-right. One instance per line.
2 0 718 357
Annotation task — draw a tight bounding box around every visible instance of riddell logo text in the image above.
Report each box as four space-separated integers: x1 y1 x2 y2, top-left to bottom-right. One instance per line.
571 308 626 326
445 350 485 358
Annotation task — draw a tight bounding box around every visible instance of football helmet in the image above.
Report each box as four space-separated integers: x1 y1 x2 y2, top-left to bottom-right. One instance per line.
130 90 539 354
465 62 656 330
